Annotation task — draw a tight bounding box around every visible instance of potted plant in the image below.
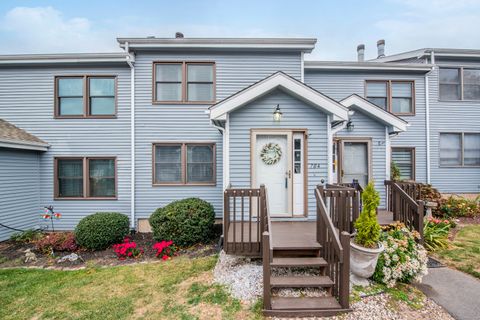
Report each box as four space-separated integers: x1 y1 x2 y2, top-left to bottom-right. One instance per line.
350 181 384 286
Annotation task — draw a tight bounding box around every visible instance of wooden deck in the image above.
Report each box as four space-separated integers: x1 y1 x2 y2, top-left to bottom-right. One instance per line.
227 211 395 252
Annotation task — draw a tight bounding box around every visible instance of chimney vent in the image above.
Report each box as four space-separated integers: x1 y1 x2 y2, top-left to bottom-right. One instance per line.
357 44 365 62
377 39 385 58
175 32 184 39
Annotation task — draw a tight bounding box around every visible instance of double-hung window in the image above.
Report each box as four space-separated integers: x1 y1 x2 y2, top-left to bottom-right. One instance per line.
439 133 480 167
440 67 480 100
391 148 415 180
153 62 215 103
365 80 415 115
55 76 116 117
55 157 116 199
153 143 215 185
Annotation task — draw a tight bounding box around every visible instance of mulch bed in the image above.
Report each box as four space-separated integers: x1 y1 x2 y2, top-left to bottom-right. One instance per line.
0 232 219 269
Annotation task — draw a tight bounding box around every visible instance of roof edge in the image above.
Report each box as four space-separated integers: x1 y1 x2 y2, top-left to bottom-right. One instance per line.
305 60 433 72
117 37 317 53
0 138 49 152
0 52 129 66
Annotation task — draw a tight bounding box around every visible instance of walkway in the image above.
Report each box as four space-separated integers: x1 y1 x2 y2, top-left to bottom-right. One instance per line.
416 267 480 320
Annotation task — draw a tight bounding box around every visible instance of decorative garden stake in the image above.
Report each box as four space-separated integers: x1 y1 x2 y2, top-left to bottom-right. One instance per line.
42 206 61 232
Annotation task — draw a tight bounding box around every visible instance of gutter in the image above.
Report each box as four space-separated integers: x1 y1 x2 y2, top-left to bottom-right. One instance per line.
0 138 49 152
125 42 136 230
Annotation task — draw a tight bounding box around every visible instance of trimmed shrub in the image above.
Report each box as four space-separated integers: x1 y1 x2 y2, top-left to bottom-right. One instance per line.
354 181 381 248
75 212 130 250
149 198 215 247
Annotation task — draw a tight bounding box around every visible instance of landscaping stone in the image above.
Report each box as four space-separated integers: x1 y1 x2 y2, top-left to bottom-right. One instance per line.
57 253 82 264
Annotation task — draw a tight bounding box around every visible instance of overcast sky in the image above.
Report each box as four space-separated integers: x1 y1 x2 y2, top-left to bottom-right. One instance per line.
0 0 479 61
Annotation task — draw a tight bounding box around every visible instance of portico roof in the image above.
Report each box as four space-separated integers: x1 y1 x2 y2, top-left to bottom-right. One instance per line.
208 72 349 121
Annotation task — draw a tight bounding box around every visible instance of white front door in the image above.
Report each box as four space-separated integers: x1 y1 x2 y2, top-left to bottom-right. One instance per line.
254 133 292 215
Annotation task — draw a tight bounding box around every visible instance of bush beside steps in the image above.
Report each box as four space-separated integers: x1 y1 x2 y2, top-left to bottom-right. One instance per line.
75 212 130 250
149 198 215 247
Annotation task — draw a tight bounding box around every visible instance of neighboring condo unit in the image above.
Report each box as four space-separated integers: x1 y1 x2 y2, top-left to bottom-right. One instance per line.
0 35 479 240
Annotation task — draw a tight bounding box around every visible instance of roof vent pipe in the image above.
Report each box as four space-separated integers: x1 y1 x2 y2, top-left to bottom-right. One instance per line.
357 44 365 62
377 39 385 58
175 32 184 38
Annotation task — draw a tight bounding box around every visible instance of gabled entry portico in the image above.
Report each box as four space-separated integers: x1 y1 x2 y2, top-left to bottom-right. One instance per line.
208 71 349 218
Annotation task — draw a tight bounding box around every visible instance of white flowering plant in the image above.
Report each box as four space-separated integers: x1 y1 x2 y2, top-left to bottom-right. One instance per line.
372 222 428 288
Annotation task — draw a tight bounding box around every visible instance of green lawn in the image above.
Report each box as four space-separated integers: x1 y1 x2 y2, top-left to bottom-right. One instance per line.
435 224 480 279
0 256 259 320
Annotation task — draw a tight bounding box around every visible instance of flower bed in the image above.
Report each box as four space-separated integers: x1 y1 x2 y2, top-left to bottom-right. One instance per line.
438 195 480 218
373 223 428 287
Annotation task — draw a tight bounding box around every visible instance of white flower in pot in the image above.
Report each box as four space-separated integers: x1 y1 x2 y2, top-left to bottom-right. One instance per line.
350 181 384 286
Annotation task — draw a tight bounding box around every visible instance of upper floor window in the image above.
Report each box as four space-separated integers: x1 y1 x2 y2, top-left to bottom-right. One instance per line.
440 67 480 100
365 80 415 115
439 132 480 167
153 142 216 185
153 62 215 103
55 76 116 118
55 157 117 199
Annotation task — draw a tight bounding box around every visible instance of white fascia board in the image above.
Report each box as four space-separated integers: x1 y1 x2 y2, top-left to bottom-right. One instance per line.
304 62 432 72
0 139 49 151
340 95 408 132
210 73 349 121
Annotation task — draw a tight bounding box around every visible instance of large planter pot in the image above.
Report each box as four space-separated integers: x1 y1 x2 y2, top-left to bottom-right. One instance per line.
350 240 384 286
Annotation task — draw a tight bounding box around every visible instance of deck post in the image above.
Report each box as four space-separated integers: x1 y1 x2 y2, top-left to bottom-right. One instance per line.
223 191 229 253
262 231 271 310
416 200 425 244
339 231 350 309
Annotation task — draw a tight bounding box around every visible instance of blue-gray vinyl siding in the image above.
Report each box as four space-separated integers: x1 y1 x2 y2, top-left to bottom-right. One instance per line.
305 70 427 184
0 148 40 241
335 110 387 207
428 59 480 193
134 51 302 218
0 66 131 230
228 89 328 219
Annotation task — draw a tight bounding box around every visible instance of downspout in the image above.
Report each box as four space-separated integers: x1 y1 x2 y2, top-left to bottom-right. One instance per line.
209 119 227 189
125 42 136 229
300 52 305 83
327 116 347 184
425 50 434 184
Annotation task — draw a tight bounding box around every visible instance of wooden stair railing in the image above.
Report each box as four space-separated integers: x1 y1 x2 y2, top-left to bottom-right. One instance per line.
315 187 351 311
385 180 425 243
318 185 360 234
223 184 269 256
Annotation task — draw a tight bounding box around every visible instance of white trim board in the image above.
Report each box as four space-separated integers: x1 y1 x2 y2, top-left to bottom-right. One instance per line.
340 94 408 133
209 72 349 121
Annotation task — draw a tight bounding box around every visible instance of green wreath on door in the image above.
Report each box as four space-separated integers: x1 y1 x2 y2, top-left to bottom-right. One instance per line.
260 143 282 165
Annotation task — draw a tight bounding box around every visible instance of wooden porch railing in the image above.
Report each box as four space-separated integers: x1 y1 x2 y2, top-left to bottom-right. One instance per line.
319 185 361 234
223 184 270 256
315 188 350 309
385 180 425 243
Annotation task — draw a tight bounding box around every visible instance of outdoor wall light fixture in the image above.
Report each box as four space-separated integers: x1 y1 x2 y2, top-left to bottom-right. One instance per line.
273 104 282 122
346 120 354 131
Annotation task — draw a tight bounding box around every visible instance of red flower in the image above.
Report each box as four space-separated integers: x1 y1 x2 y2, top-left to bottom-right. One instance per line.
162 255 169 261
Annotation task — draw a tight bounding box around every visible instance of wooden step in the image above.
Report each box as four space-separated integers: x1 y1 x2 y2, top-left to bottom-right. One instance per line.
270 275 333 288
271 296 341 310
271 257 327 268
272 242 322 251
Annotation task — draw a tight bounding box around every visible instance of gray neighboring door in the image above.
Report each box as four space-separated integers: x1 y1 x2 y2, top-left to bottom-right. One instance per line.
340 140 370 187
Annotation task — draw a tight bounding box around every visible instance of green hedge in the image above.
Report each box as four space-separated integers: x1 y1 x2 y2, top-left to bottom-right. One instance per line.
149 198 215 247
75 212 130 250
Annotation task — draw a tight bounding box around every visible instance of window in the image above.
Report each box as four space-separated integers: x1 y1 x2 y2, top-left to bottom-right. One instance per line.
391 148 415 180
439 67 480 100
153 143 215 185
55 76 116 117
365 80 415 115
153 62 215 103
55 157 116 198
439 133 480 167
